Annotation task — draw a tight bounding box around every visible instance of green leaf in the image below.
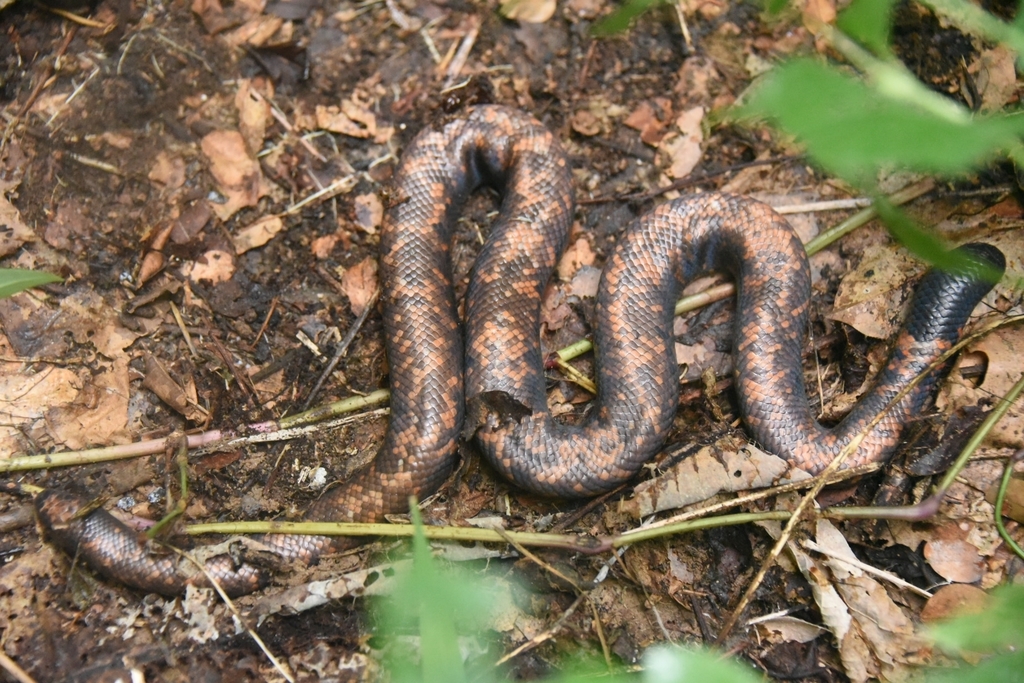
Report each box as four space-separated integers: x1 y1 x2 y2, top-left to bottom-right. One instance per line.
381 499 494 683
641 647 762 683
739 59 1024 180
592 0 662 36
0 269 61 299
929 585 1024 652
763 0 789 16
837 0 896 56
920 0 1024 65
874 199 1005 283
928 648 1024 683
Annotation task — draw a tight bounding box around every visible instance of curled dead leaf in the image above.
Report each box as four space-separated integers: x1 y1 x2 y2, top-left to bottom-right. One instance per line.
141 356 206 423
235 79 273 156
829 246 917 339
200 129 270 220
924 538 984 584
148 152 186 189
570 109 602 137
0 184 36 257
500 0 557 23
190 249 236 284
342 257 379 316
233 215 285 254
353 193 383 233
657 106 705 180
557 237 595 281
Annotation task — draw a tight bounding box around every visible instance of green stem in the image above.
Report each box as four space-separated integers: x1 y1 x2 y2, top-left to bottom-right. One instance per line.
994 450 1024 560
935 372 1024 495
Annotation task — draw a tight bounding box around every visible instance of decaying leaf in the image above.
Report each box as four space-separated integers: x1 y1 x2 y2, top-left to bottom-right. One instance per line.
148 151 187 190
924 538 985 584
316 98 381 140
0 181 36 257
657 106 705 180
341 257 379 316
500 0 557 23
233 215 285 254
789 520 927 683
0 290 136 454
540 283 572 331
942 326 1024 448
829 245 918 339
624 99 673 145
353 193 384 234
200 129 271 220
140 355 206 423
969 46 1018 112
235 79 273 156
557 237 595 281
920 584 989 622
189 249 236 283
621 438 796 518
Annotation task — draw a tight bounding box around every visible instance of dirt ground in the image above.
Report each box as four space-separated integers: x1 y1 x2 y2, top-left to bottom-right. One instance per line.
1 0 1024 681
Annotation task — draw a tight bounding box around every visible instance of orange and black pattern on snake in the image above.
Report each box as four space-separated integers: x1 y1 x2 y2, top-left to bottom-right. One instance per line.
34 105 1005 596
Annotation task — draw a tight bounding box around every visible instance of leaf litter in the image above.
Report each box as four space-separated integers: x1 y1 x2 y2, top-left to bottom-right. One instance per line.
0 0 1021 681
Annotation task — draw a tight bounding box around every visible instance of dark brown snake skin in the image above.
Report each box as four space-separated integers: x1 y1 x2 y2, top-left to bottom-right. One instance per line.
35 106 1005 596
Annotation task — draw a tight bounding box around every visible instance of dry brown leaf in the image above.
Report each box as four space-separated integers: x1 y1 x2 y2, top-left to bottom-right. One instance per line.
569 265 601 299
189 249 236 283
557 237 595 281
570 109 602 137
353 193 383 234
148 151 186 189
621 439 795 517
920 584 989 622
235 79 272 156
96 131 133 149
224 15 291 48
43 198 93 251
792 520 926 683
829 245 917 339
802 0 836 29
311 232 343 260
0 290 136 454
657 106 704 180
191 0 241 34
201 129 270 220
624 99 672 145
754 616 827 644
170 201 213 244
942 327 1024 447
342 257 379 316
0 183 36 257
316 98 378 139
500 0 557 23
233 215 284 254
969 46 1018 112
540 284 572 331
140 356 205 422
924 538 984 583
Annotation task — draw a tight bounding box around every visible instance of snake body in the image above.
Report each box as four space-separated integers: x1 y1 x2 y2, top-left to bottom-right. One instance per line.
35 106 1005 596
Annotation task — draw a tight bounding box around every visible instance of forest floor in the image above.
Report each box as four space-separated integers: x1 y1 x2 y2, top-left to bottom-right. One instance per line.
1 0 1024 680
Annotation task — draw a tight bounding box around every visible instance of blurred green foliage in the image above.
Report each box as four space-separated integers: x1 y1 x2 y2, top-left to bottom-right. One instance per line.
0 269 61 299
378 506 1024 681
591 0 1024 272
